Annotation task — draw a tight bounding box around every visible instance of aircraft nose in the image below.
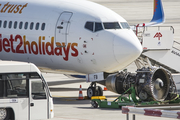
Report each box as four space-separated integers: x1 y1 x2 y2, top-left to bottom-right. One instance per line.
113 30 142 65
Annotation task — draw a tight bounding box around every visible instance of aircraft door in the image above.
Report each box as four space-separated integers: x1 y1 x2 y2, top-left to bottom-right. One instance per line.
55 12 73 47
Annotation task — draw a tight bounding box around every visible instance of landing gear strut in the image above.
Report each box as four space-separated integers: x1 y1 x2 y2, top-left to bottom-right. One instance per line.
87 82 103 99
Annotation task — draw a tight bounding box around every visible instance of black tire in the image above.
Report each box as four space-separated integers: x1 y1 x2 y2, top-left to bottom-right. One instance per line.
87 86 103 98
87 87 95 99
97 86 103 96
91 101 98 108
0 108 10 120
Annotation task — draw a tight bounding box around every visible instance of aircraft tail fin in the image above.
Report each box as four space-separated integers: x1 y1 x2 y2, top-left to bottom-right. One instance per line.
150 0 164 24
140 0 165 26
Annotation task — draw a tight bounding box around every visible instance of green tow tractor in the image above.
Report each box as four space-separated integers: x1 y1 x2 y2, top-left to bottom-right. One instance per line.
91 85 180 109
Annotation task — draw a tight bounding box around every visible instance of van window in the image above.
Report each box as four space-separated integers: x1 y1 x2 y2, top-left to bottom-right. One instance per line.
0 75 3 97
6 74 28 98
31 80 46 99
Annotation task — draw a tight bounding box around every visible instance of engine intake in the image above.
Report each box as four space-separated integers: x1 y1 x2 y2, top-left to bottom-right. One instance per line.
105 67 176 101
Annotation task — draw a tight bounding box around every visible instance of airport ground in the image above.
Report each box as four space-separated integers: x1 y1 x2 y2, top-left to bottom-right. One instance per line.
43 0 180 120
43 73 174 120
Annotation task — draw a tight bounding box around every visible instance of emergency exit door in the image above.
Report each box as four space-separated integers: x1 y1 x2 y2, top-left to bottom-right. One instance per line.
55 12 73 47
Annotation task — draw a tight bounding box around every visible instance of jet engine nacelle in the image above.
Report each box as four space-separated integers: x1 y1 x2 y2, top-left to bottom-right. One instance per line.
105 67 176 101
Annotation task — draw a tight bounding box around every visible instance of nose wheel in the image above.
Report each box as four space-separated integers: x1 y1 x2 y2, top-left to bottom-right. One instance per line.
87 87 95 98
87 82 103 99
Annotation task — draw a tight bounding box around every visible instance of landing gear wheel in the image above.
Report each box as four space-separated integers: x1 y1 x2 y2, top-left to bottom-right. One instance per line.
96 86 103 96
87 86 103 99
91 101 98 108
87 87 95 99
0 108 9 120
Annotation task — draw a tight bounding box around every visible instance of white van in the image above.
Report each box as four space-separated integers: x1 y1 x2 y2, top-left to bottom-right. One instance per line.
0 61 54 120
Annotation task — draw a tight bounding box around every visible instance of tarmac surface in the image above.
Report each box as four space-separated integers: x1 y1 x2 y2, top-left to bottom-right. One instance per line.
43 73 174 120
42 0 180 120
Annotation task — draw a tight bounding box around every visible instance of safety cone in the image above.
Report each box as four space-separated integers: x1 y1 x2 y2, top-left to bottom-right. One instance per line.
78 85 84 100
104 87 108 91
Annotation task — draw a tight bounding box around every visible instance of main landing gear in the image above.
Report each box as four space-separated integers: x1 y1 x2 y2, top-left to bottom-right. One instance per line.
87 82 103 99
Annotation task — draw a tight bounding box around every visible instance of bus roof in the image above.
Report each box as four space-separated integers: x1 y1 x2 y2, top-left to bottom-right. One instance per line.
0 61 41 74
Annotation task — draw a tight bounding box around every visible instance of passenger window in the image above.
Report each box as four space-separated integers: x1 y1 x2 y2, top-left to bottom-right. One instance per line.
24 22 28 29
14 21 17 29
95 22 103 32
0 20 2 28
35 23 39 30
41 23 45 30
19 22 23 29
9 21 12 28
85 22 94 32
103 22 121 29
3 21 7 28
30 22 34 30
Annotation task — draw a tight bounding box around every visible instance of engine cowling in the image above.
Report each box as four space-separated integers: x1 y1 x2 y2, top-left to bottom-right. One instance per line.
105 67 176 101
105 72 136 94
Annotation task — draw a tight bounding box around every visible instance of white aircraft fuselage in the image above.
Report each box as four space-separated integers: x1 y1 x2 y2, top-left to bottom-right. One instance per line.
0 0 142 74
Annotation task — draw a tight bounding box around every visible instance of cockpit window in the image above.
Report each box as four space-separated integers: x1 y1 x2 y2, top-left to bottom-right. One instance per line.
95 22 103 32
103 22 121 29
85 22 103 32
120 22 130 29
85 22 94 32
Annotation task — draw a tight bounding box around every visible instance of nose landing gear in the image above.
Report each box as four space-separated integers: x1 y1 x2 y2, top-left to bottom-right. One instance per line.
87 82 103 99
